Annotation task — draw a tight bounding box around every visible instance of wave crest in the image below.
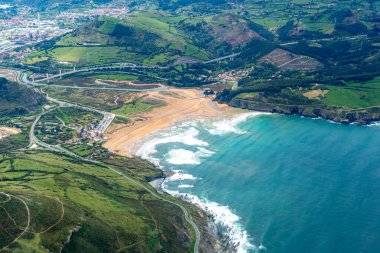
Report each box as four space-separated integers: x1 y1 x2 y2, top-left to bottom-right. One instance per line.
162 187 259 253
166 147 215 165
207 112 269 135
136 125 208 166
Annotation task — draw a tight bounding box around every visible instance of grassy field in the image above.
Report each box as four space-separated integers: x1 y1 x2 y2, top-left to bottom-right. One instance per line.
43 87 159 117
43 87 139 112
323 77 380 108
50 107 102 125
47 46 141 65
92 73 138 81
129 12 209 60
0 150 194 253
235 92 258 99
112 100 156 116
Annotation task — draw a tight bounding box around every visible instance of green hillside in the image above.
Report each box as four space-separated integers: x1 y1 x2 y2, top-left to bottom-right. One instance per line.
0 150 195 253
26 15 211 67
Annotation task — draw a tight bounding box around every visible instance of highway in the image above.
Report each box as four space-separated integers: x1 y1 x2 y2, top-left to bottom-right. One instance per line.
280 34 368 46
16 69 201 253
203 52 241 64
16 71 168 92
34 63 168 83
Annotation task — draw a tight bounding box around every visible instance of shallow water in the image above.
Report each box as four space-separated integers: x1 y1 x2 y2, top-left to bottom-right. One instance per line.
137 113 380 253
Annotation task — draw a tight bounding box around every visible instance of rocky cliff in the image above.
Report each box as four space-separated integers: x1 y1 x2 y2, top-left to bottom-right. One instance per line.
228 98 380 125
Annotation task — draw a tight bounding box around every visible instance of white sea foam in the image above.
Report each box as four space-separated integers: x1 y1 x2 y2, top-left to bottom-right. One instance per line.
368 121 380 127
166 149 200 165
161 182 259 253
135 117 262 252
166 147 215 165
207 112 269 135
136 126 208 166
166 170 198 181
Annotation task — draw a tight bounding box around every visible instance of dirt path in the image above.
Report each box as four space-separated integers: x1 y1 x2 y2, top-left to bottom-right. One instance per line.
37 197 64 235
0 193 30 252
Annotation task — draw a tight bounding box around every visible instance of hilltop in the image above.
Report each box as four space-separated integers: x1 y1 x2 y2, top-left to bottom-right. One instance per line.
23 12 274 69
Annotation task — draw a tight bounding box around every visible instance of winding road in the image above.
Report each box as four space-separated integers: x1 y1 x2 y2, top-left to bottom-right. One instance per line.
17 71 201 253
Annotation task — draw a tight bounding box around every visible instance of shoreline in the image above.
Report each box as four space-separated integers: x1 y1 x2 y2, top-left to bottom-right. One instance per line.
104 88 230 156
104 88 245 252
148 174 239 253
226 97 380 125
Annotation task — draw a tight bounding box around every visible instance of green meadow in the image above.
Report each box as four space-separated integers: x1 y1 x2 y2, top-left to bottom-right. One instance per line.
323 77 380 109
0 150 195 253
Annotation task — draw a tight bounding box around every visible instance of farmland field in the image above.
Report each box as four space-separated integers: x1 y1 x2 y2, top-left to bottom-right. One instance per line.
323 77 380 108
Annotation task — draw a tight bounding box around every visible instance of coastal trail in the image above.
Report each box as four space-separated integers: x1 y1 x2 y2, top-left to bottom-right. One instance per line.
0 192 31 252
25 92 202 253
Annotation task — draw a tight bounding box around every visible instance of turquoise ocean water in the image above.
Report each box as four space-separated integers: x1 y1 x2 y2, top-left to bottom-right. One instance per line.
136 113 380 253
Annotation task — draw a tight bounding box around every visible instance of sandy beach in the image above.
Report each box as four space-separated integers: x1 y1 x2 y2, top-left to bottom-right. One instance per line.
104 88 229 156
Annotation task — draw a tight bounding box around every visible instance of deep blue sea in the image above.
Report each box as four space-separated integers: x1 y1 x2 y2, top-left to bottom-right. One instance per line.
137 113 380 253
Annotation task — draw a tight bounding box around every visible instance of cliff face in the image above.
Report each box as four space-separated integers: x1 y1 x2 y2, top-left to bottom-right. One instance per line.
0 77 46 117
228 98 380 125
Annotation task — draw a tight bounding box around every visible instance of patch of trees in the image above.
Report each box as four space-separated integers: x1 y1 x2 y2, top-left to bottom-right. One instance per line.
278 20 327 41
0 78 46 117
329 9 353 23
236 39 276 63
177 20 233 57
248 63 279 79
238 77 314 92
286 39 380 82
247 21 274 41
278 21 295 41
334 22 368 35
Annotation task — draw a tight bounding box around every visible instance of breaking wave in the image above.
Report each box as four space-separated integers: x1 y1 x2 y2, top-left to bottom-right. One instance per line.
161 180 260 253
207 112 269 135
166 147 215 165
368 121 380 127
165 170 198 181
135 113 268 252
136 124 207 166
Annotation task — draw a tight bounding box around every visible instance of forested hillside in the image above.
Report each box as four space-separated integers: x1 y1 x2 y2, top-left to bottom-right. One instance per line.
0 78 46 117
